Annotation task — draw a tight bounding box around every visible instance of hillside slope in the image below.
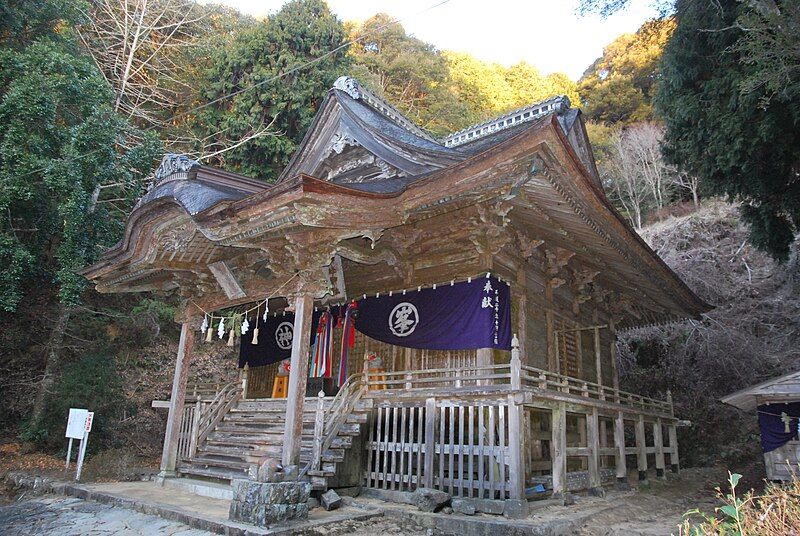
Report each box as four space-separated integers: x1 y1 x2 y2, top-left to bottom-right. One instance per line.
619 201 800 466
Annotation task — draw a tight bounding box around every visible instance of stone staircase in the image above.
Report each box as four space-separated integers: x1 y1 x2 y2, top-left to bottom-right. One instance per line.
178 396 372 490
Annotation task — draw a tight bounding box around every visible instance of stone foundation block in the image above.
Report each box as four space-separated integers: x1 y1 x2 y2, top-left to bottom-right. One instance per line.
503 499 529 519
229 480 311 527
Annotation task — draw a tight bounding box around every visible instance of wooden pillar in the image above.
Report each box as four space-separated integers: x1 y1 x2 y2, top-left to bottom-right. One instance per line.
281 293 314 467
551 402 567 497
668 424 680 474
507 336 525 500
593 309 602 389
545 283 557 373
586 408 601 494
515 266 528 361
160 321 195 475
609 317 619 392
635 414 648 482
654 419 666 479
613 411 629 490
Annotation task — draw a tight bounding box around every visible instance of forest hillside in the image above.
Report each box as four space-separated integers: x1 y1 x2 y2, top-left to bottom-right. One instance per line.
619 202 800 467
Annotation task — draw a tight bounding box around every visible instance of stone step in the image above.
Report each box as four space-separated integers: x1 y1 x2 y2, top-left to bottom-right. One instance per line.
180 464 251 481
188 456 254 471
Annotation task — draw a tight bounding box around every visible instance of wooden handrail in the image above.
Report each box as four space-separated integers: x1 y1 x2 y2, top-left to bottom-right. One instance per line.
301 373 366 478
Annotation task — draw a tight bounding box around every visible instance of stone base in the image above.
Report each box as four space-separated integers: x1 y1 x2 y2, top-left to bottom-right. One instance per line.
656 468 665 479
671 464 680 474
228 480 310 527
588 486 606 497
615 477 631 491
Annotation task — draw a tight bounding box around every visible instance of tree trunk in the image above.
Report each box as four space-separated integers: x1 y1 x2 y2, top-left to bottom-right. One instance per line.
29 305 71 429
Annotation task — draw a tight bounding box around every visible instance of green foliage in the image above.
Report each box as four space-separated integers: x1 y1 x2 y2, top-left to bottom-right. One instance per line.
654 0 800 261
0 2 160 310
185 0 349 180
445 52 580 127
347 14 469 136
579 18 674 125
679 471 800 535
22 353 129 450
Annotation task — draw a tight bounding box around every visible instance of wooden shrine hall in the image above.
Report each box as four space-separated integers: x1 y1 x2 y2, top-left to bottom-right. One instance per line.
81 76 710 503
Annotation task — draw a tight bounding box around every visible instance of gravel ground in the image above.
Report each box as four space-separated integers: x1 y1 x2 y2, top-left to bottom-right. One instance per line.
0 496 214 536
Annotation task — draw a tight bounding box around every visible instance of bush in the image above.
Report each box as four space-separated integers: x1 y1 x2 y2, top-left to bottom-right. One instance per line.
21 352 131 451
679 470 800 535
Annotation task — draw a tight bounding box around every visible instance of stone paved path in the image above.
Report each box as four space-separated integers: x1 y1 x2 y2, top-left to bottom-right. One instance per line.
0 496 214 536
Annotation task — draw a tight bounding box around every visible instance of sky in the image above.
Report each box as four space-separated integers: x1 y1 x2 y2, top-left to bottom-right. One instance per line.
204 0 659 80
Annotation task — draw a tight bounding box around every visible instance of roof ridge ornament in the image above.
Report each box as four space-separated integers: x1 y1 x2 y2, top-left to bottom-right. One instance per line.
154 154 200 184
333 76 362 99
441 95 571 148
331 76 439 144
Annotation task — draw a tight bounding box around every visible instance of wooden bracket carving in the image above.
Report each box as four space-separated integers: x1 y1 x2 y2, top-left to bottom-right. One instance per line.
208 261 247 300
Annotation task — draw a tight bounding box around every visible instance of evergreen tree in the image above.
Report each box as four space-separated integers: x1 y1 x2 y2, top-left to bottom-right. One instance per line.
186 0 349 180
655 0 800 260
0 0 159 426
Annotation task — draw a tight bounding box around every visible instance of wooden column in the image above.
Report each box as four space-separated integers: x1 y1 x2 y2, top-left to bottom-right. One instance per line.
507 336 525 500
668 424 680 474
551 402 567 497
635 414 648 482
160 321 195 475
654 419 666 479
515 266 528 361
609 317 619 392
593 309 602 389
545 283 557 373
613 411 629 490
586 407 602 494
281 293 314 467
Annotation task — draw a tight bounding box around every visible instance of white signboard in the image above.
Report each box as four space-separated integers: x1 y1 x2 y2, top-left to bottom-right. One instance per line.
66 409 88 439
84 412 94 433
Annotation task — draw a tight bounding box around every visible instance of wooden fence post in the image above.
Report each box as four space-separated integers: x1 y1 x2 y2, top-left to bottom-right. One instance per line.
363 358 370 391
511 334 521 390
614 411 629 490
551 402 567 498
188 399 201 458
424 397 436 488
311 390 326 471
635 414 648 483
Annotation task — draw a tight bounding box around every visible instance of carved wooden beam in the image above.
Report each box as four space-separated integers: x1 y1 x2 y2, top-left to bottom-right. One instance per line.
207 261 247 300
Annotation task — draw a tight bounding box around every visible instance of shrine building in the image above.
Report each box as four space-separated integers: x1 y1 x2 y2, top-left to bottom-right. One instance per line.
82 76 710 507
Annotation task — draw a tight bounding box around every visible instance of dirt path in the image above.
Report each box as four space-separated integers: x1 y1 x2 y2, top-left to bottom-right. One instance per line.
574 467 730 535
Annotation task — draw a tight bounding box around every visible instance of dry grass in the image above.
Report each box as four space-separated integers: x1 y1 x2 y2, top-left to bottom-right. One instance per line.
678 470 800 535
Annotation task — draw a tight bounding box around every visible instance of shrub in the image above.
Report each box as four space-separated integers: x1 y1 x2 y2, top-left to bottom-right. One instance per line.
679 470 800 535
21 352 131 451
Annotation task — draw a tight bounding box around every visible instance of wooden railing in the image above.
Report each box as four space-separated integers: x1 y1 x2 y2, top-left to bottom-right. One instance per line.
195 381 242 445
304 372 368 476
363 342 673 418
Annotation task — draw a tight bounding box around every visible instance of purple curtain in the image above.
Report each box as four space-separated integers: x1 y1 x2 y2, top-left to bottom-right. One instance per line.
354 276 511 351
758 402 800 453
